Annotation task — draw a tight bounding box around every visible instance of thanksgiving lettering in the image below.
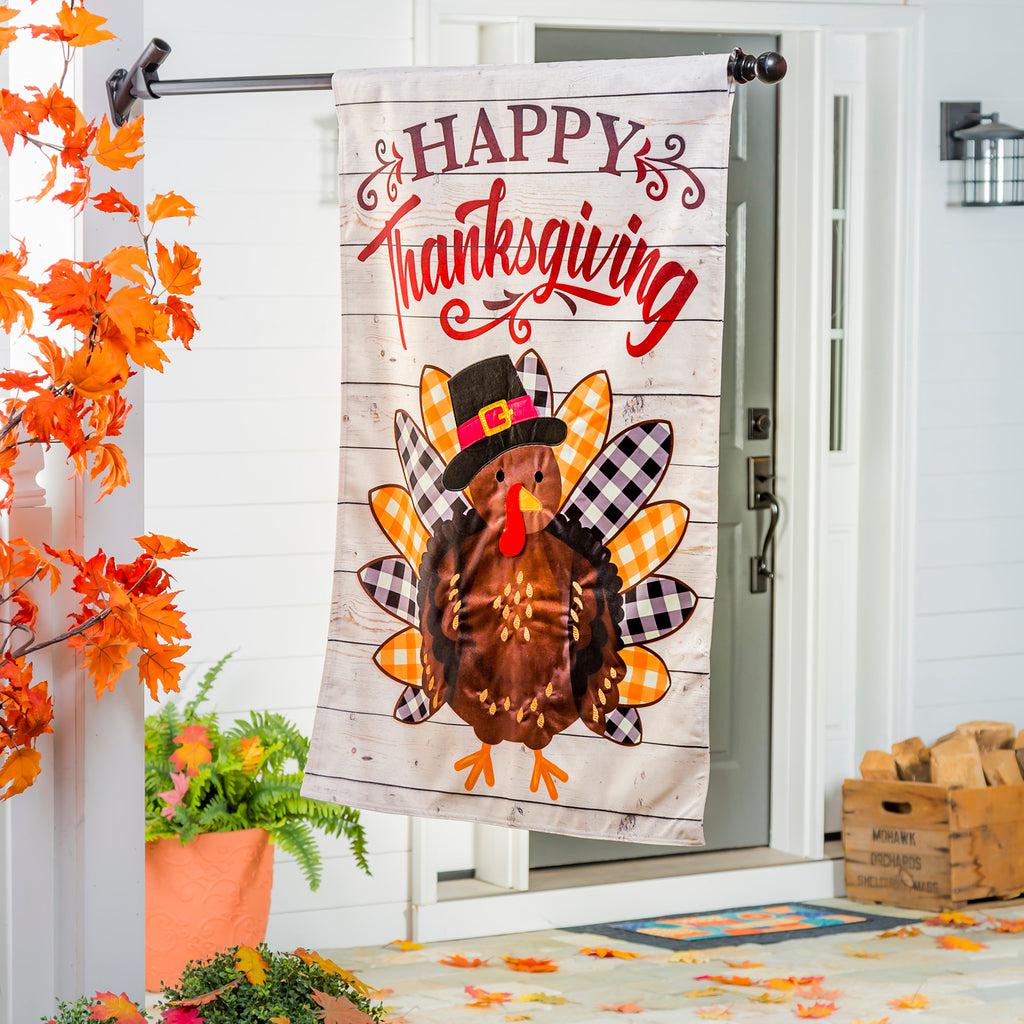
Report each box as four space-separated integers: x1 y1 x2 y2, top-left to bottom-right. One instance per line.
355 102 710 356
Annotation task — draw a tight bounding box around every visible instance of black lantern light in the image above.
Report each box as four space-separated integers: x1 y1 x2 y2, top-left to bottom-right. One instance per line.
954 113 1024 207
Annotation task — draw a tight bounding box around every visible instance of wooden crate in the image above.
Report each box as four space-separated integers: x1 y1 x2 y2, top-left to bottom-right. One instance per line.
843 779 1024 911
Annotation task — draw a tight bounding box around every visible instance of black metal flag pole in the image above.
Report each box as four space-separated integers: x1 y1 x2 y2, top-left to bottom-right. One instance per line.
106 38 787 127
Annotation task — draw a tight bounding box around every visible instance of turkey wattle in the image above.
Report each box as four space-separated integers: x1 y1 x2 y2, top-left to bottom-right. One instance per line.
359 350 699 802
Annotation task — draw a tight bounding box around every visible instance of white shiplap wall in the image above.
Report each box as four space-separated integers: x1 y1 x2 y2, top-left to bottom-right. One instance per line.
912 0 1024 744
141 0 426 948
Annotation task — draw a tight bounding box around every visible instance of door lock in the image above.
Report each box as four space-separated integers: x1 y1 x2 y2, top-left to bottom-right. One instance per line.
747 406 772 441
747 455 779 594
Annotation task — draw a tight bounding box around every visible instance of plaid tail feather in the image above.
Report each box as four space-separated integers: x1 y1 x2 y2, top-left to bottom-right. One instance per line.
395 410 467 532
619 575 698 644
604 706 643 745
515 348 554 416
358 556 420 626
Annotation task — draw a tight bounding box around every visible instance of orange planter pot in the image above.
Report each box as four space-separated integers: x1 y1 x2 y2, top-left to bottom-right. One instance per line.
146 828 274 992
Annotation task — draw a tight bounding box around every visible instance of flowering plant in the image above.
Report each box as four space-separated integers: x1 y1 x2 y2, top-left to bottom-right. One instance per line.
145 655 368 887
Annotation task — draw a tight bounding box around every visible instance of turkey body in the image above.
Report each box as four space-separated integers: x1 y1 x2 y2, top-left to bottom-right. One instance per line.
419 507 626 750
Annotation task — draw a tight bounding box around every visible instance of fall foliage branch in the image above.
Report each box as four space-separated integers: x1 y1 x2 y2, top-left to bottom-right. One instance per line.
0 2 200 801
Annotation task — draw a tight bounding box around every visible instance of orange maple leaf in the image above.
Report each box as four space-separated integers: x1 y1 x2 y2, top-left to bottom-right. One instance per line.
0 747 42 800
171 724 213 775
503 956 558 973
163 295 199 346
795 1002 838 1019
238 736 264 774
66 342 131 399
135 533 197 560
440 954 488 968
387 939 425 951
877 926 921 939
147 191 197 223
138 643 188 700
91 115 143 171
987 916 1024 933
578 947 641 960
93 189 141 221
888 993 928 1010
235 945 269 985
749 992 789 1004
88 992 144 1023
0 89 44 155
599 1005 642 1014
293 949 376 997
936 934 987 951
464 985 512 1008
57 3 115 47
0 8 16 57
723 960 764 968
89 442 130 498
0 246 35 331
156 240 201 296
101 245 150 287
924 911 978 928
83 635 133 697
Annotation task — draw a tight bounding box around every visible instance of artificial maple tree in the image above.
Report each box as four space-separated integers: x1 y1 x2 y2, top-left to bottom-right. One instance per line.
0 2 198 800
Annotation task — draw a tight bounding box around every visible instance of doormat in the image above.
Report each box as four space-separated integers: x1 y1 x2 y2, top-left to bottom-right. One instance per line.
569 902 913 951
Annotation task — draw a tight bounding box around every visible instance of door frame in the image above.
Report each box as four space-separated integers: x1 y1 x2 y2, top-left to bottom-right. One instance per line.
410 0 923 936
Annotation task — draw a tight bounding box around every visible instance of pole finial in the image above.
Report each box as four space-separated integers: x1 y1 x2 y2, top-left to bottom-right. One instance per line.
729 48 787 85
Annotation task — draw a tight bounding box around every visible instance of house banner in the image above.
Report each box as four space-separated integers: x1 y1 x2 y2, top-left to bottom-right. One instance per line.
303 54 734 845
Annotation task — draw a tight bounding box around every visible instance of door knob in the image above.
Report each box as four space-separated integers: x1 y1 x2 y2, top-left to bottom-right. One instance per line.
747 455 779 594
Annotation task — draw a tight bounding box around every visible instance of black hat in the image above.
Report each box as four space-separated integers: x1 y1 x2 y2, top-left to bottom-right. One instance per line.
441 355 567 491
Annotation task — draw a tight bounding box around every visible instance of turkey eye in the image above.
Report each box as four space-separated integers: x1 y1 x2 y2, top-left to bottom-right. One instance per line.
534 471 544 483
495 469 505 482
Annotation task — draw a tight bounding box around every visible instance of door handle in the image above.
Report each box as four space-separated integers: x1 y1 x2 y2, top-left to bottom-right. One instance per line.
747 456 778 594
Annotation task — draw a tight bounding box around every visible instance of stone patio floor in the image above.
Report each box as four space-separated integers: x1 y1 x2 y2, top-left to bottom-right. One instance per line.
327 899 1024 1023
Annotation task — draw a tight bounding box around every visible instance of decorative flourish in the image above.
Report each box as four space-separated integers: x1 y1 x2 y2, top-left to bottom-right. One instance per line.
633 135 706 209
441 282 620 344
357 139 404 211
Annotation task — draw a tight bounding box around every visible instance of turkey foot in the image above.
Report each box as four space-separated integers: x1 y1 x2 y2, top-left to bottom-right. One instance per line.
529 749 569 801
454 743 495 791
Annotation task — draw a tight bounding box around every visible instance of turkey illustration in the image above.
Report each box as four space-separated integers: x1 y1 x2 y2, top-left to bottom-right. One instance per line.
359 351 697 801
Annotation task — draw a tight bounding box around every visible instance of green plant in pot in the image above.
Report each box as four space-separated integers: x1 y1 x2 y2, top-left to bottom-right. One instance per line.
145 654 368 991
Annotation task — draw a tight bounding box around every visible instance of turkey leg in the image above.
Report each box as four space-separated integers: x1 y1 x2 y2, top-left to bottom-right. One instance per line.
453 743 495 791
529 748 569 801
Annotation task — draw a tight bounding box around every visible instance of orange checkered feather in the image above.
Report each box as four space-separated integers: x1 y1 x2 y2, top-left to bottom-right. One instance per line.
553 371 611 502
608 501 689 590
617 645 670 706
419 365 460 464
373 627 424 686
369 485 430 575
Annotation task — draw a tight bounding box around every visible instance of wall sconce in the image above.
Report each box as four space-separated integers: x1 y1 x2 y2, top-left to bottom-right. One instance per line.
941 101 1024 207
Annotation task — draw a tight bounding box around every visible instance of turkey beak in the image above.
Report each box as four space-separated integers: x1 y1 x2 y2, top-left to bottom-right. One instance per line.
518 487 543 512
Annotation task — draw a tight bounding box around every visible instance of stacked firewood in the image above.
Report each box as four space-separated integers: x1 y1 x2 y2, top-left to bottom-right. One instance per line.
860 721 1024 788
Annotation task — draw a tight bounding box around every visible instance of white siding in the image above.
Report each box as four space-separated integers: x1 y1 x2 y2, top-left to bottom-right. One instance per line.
141 0 422 948
911 0 1024 743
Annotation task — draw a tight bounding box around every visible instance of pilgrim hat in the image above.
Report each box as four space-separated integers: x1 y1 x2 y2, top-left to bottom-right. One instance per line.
441 354 567 491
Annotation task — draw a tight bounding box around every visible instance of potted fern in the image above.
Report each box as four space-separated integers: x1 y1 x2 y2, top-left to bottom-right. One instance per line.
145 654 368 991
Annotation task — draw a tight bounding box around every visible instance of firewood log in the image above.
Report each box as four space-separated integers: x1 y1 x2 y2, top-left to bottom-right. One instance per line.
860 750 898 781
981 748 1024 786
892 736 930 782
955 720 1016 751
931 733 986 788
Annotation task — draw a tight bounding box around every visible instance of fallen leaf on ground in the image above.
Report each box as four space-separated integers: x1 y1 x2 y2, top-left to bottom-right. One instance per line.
667 950 709 964
465 986 512 1008
843 946 886 959
936 934 987 951
923 911 978 928
888 993 928 1010
878 926 921 939
750 992 789 1004
696 974 757 987
234 946 268 986
515 992 567 1005
503 956 558 973
579 947 641 959
599 1005 642 1014
695 1008 733 1020
388 939 425 950
505 1017 531 1022
440 954 488 968
797 984 841 1000
761 977 823 992
987 916 1024 933
851 1019 890 1024
683 987 726 998
723 960 765 968
795 1003 838 1019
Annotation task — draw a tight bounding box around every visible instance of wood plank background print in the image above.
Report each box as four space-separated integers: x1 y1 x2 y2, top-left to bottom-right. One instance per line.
303 54 734 844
